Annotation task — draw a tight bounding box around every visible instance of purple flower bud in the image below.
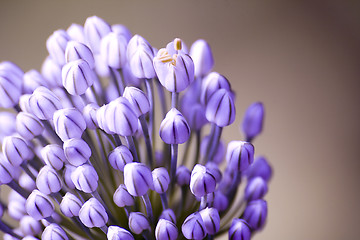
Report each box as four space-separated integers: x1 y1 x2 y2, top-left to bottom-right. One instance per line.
23 69 48 94
123 87 150 117
190 164 216 198
205 162 222 183
123 63 141 86
152 167 170 194
41 56 62 88
128 212 150 234
63 138 91 166
2 135 33 167
84 16 112 54
200 136 225 164
62 59 95 95
0 71 22 108
124 162 153 196
65 41 95 69
213 190 229 211
26 190 54 220
176 165 191 186
0 156 16 184
226 141 254 172
159 209 176 224
108 145 133 171
71 164 98 193
200 72 231 105
41 212 61 227
0 61 24 81
243 199 268 231
206 89 236 127
63 164 76 189
245 156 272 182
8 200 26 221
190 39 214 77
53 108 86 141
182 212 206 240
46 29 70 66
113 184 135 207
229 219 251 240
41 144 66 170
100 32 128 69
242 102 265 141
112 24 132 42
184 103 208 131
155 219 178 240
20 215 42 236
199 207 220 234
60 192 82 217
42 223 69 240
107 225 134 240
79 197 108 228
166 38 189 56
0 112 16 139
127 35 156 79
67 23 85 43
36 165 62 194
29 86 62 120
82 103 99 129
160 108 190 144
19 172 36 191
16 112 44 140
244 177 268 201
96 104 115 134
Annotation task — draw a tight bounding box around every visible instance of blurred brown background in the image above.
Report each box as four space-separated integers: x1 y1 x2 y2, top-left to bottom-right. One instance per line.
1 0 360 239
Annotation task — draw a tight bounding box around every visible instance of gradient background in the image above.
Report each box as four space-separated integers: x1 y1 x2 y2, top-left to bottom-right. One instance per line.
1 0 360 239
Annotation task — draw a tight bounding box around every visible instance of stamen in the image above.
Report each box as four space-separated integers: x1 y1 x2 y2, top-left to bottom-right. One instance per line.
174 38 182 51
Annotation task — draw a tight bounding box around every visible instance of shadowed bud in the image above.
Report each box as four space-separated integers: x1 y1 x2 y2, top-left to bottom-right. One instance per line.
63 164 76 189
182 212 206 240
20 215 42 236
124 162 153 196
41 144 67 170
199 207 220 234
123 86 150 117
242 102 264 142
200 136 225 164
245 156 272 182
206 89 236 127
113 184 135 207
152 167 170 194
0 112 16 140
160 108 190 144
101 32 128 69
176 165 191 186
155 219 178 240
62 59 95 95
2 135 33 167
82 103 99 129
36 165 62 194
201 72 231 105
0 70 23 108
184 103 208 131
42 223 69 240
23 69 48 94
190 39 214 77
79 197 108 228
128 212 150 234
159 209 176 224
19 172 35 191
67 23 85 43
84 16 112 54
229 219 251 240
26 190 54 220
46 30 70 66
0 61 24 81
108 145 133 171
53 108 86 141
8 200 26 221
107 226 134 240
213 190 229 211
16 112 44 140
244 177 268 201
60 192 82 217
71 164 98 193
243 199 267 231
63 138 91 166
190 164 216 198
226 141 254 172
112 24 132 42
41 56 62 88
65 41 95 68
29 86 62 120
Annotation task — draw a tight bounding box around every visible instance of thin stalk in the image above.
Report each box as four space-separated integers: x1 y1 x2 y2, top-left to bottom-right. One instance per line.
170 144 178 191
20 162 37 181
7 180 30 199
200 124 216 165
139 115 153 167
171 92 179 109
160 193 168 210
145 78 154 146
126 136 139 163
141 194 154 224
208 126 222 162
109 67 124 96
0 220 22 238
155 78 167 118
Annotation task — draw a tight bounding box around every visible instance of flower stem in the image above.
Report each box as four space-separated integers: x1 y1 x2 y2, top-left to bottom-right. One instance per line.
145 78 154 144
170 144 178 191
0 220 22 239
208 126 222 162
7 180 30 199
139 115 153 167
142 194 154 224
126 136 139 163
171 92 179 109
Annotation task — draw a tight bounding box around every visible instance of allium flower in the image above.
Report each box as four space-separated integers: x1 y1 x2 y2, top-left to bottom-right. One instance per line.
0 15 272 240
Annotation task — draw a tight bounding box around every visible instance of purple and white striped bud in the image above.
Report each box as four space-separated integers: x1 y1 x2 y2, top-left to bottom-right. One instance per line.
152 167 170 194
41 57 62 88
36 165 62 194
0 157 16 185
46 29 70 66
242 102 265 142
42 223 69 240
63 164 76 189
0 61 24 81
229 219 251 240
16 112 44 140
155 219 178 240
8 200 26 221
244 177 268 201
18 94 33 114
29 86 62 120
123 87 150 117
160 108 190 144
82 103 99 129
213 190 229 211
53 108 86 141
63 138 91 166
108 145 133 171
243 199 268 231
65 41 95 68
201 72 231 105
0 71 22 108
96 104 115 134
128 212 150 234
190 39 214 77
199 207 220 234
71 164 98 193
112 24 132 42
185 103 208 131
84 16 112 54
226 141 254 172
245 156 272 182
113 184 135 207
62 59 95 95
159 209 176 224
67 23 85 43
0 112 16 140
205 162 222 183
26 190 54 220
41 144 66 170
206 89 236 127
79 197 108 228
2 135 33 167
182 212 206 240
19 172 35 191
100 32 128 69
176 165 191 186
200 136 225 164
23 69 48 94
60 192 82 217
20 215 42 236
127 35 156 79
124 162 153 196
107 226 134 240
190 164 216 198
